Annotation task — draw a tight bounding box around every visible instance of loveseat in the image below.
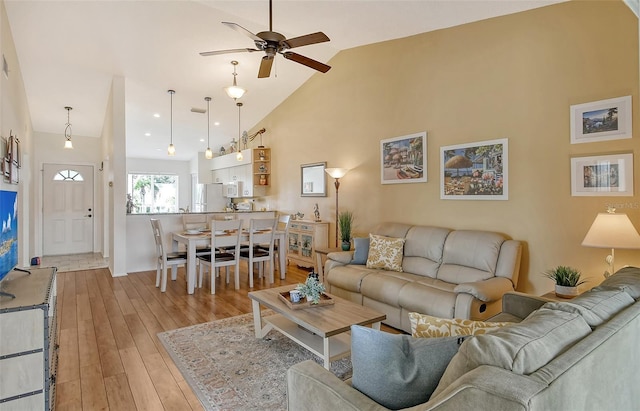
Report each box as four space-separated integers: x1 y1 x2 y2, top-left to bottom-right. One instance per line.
324 222 522 332
287 267 640 410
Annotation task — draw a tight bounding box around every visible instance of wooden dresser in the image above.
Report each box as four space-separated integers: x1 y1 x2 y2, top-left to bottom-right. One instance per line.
287 220 329 269
0 267 57 411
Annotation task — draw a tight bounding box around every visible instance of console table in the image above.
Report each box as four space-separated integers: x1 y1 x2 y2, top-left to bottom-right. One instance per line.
0 267 58 410
287 220 329 269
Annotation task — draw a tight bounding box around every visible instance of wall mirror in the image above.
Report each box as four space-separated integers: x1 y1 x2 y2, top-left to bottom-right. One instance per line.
301 162 327 197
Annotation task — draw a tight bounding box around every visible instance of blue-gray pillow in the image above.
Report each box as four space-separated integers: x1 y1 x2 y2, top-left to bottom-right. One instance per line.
351 237 370 265
350 325 467 409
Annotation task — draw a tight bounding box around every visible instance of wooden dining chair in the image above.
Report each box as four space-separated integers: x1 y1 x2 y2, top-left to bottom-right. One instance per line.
197 219 242 293
150 218 187 292
258 213 290 277
182 214 211 257
239 218 277 288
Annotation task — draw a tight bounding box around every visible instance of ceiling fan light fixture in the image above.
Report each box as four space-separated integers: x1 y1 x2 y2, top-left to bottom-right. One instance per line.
167 89 176 156
205 96 213 159
225 61 246 100
63 106 73 149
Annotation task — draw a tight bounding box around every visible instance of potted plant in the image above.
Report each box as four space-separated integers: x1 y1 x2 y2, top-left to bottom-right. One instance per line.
338 210 354 251
543 265 587 298
296 276 326 304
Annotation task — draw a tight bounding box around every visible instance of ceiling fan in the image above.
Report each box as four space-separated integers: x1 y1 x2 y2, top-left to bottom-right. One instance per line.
199 0 331 78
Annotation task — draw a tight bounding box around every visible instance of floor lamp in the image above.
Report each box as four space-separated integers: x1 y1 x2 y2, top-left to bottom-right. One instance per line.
582 208 640 278
325 168 349 247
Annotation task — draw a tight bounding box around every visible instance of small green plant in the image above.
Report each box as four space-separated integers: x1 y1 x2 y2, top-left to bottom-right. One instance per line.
338 210 354 243
296 276 326 304
543 266 586 287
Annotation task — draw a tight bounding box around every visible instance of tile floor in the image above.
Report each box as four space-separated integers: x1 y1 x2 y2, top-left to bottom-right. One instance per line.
40 252 109 272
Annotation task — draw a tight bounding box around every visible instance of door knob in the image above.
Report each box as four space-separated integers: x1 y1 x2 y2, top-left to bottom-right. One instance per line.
85 214 92 218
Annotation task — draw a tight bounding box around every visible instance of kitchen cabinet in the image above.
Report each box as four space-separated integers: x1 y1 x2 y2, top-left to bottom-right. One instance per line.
0 267 58 411
209 148 271 197
212 168 229 184
287 220 329 268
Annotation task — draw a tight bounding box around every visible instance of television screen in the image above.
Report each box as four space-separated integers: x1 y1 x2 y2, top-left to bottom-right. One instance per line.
0 190 18 283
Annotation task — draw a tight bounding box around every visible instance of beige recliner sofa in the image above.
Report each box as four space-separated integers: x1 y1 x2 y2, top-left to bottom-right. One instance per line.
324 222 522 332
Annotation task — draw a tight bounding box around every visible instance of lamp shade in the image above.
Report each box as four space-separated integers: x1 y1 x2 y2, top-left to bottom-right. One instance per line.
225 85 246 100
582 213 640 249
325 168 349 179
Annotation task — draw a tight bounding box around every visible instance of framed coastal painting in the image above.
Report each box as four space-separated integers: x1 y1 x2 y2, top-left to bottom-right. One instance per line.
380 132 427 184
440 138 508 200
570 153 633 197
570 96 632 144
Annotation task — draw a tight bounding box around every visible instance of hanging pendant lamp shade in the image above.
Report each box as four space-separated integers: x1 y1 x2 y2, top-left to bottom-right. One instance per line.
236 102 244 161
225 61 246 100
64 106 73 149
167 89 176 156
204 97 213 159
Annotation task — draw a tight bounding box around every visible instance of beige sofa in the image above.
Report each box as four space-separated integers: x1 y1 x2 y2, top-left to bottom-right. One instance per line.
324 222 522 332
287 267 640 410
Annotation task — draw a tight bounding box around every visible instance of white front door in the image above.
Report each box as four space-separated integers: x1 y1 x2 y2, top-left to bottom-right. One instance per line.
43 164 94 255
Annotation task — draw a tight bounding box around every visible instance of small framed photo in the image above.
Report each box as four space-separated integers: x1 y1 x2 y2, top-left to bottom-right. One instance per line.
440 138 508 200
380 132 427 184
571 153 633 197
570 96 632 144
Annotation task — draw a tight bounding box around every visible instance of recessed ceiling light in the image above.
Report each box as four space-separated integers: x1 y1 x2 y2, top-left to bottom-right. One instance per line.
153 113 160 118
214 122 220 126
145 132 151 136
156 148 161 151
199 138 205 142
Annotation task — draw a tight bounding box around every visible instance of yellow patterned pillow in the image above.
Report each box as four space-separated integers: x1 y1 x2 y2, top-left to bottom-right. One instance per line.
365 234 405 272
409 312 512 338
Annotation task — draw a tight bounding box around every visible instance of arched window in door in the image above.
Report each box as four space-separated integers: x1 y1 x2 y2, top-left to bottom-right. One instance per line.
53 169 84 181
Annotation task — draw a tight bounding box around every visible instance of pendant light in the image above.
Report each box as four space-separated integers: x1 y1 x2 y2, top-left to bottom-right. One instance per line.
204 97 213 159
236 102 243 161
225 60 246 100
63 106 73 149
167 89 176 156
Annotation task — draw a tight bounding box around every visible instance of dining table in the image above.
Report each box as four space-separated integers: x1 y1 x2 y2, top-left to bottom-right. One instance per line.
172 229 287 294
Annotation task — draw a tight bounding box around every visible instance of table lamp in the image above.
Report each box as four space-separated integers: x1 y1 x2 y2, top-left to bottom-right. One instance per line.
581 207 640 278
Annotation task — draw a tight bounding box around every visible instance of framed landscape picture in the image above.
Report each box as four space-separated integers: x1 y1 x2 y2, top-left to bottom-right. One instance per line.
570 96 632 144
570 153 633 197
380 132 427 184
440 138 508 200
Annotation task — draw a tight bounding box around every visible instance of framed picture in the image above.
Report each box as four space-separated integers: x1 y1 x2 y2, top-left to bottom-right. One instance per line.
570 153 633 197
440 138 508 200
301 162 327 197
380 132 427 184
570 96 632 144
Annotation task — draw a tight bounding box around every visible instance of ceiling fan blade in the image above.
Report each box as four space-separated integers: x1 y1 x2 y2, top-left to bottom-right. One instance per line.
200 48 261 56
222 22 264 43
282 52 331 73
283 32 330 49
258 56 274 78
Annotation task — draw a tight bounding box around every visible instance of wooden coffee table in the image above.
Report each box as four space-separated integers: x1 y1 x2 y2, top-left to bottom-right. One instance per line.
248 285 386 369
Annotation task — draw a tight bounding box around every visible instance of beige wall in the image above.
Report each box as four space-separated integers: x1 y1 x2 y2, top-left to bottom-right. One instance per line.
257 1 639 295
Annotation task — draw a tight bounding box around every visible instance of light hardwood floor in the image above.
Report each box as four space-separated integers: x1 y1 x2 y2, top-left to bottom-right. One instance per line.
54 263 313 410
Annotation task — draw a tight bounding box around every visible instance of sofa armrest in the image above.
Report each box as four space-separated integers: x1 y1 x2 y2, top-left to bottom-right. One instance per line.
454 277 514 302
327 251 354 265
287 360 389 411
499 291 552 320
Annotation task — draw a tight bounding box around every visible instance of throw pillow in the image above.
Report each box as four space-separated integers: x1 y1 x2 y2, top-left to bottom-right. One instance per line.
409 312 512 338
365 233 405 272
431 307 591 398
543 288 634 327
350 325 468 409
351 237 370 265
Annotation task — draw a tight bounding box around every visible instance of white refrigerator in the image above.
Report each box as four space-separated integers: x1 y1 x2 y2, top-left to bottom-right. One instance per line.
205 184 227 212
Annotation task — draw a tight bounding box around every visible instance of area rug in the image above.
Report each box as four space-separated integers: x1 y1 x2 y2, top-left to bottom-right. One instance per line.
158 311 352 411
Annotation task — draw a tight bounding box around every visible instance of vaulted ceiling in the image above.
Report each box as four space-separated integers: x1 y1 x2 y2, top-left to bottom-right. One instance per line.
5 0 565 160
